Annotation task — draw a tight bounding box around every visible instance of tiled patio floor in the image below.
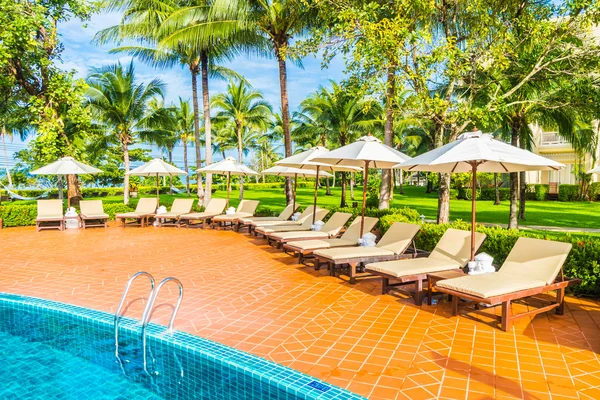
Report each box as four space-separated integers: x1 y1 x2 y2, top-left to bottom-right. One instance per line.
2 224 600 399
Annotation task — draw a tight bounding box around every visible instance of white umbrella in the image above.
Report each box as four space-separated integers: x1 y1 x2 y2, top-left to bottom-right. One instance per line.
276 146 361 223
198 157 258 207
261 166 333 213
396 131 564 260
587 166 600 174
128 158 187 202
311 135 412 236
31 157 103 206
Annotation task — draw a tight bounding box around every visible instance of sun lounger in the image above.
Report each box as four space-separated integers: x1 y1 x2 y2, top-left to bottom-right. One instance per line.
178 198 227 229
211 200 260 230
313 222 422 284
36 199 64 232
238 203 299 232
283 216 379 263
257 209 330 240
79 200 109 229
115 198 158 227
433 237 578 331
267 212 352 248
365 229 487 304
155 199 195 227
251 205 316 235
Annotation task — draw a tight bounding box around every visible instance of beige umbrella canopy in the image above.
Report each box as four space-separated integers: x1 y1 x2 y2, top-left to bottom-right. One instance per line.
312 135 411 236
261 166 333 212
588 166 600 174
276 146 361 223
128 158 187 202
198 157 258 207
397 131 564 260
31 157 103 206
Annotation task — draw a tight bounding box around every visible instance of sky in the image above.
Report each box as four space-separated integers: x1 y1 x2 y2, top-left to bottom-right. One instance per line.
3 11 345 171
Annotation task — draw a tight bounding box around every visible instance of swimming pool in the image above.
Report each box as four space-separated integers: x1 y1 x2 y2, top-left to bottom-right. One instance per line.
0 293 364 399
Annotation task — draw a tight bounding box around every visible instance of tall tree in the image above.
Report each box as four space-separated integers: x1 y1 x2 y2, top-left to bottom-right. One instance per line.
173 98 195 195
211 79 272 198
85 62 173 204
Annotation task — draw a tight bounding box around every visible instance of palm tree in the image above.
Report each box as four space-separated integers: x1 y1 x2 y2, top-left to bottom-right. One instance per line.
296 82 382 206
161 0 315 204
0 100 30 188
85 62 173 204
212 79 272 198
95 0 250 205
173 98 195 195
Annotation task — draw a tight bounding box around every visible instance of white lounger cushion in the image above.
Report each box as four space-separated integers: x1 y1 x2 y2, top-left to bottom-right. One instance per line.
257 209 329 234
269 230 330 241
367 258 461 278
314 247 395 260
436 273 546 299
286 238 357 251
212 212 253 222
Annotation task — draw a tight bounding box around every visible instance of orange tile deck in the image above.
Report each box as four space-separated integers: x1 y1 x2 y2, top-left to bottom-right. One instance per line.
1 224 599 399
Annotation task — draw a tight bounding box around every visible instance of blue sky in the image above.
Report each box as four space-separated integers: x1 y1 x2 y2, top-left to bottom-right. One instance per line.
4 11 345 170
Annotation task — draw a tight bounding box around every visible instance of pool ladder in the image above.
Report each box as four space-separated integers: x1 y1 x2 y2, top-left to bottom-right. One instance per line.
114 271 184 376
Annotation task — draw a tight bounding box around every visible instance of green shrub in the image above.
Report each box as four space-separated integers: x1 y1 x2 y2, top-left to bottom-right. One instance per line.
558 184 580 201
0 204 38 227
533 184 549 201
254 206 278 217
480 188 511 201
101 204 135 220
379 213 413 232
414 221 600 296
590 182 600 201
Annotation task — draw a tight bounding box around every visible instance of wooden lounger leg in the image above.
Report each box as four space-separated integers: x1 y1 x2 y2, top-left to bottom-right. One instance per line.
382 278 389 294
349 262 357 284
314 259 320 271
414 279 423 305
556 287 565 315
451 295 459 316
501 300 512 331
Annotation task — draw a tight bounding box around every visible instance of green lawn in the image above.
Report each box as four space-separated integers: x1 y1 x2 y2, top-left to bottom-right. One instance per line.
7 184 600 230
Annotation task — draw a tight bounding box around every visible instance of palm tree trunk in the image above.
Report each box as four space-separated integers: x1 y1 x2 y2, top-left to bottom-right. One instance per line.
123 141 130 205
67 174 82 207
350 172 355 201
237 125 244 200
168 149 173 194
379 67 395 209
508 121 521 228
519 171 526 220
1 127 13 187
494 173 500 205
200 51 212 206
340 172 347 207
190 64 204 201
183 136 190 196
276 49 293 205
325 176 331 195
435 122 450 224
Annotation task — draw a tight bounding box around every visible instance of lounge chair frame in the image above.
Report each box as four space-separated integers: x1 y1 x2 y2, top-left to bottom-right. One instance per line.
435 272 580 331
315 243 423 284
36 218 64 232
155 199 194 228
282 241 357 264
81 216 108 229
179 214 217 229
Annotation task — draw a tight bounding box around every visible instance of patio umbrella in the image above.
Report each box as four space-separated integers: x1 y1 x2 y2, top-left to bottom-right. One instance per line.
587 166 600 174
31 157 103 207
261 166 333 213
311 135 411 236
275 146 361 223
396 130 565 260
128 158 187 202
198 157 258 207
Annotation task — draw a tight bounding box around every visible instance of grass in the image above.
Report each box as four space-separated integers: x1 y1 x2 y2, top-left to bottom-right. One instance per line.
6 184 600 230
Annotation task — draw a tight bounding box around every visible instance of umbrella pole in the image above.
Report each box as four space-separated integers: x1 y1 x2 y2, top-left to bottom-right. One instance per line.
471 162 477 261
226 172 231 208
156 173 159 203
293 173 297 212
360 160 370 237
312 166 320 224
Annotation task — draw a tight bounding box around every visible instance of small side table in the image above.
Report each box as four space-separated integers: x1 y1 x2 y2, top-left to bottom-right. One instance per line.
427 269 466 306
63 215 82 229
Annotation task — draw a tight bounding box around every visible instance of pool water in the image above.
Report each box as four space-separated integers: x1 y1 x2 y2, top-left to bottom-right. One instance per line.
0 294 363 400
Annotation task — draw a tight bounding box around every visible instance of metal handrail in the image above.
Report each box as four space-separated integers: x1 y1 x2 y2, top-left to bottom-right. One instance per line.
114 271 155 359
140 277 184 375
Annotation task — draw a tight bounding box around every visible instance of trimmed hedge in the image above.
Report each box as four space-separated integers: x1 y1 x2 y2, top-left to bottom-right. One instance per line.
0 203 134 227
558 184 579 202
414 220 600 296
